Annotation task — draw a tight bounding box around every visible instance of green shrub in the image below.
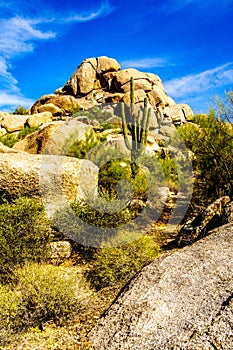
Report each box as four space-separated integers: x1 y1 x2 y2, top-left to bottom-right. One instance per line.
87 233 160 290
0 133 18 147
98 158 146 198
0 197 51 283
0 283 20 343
178 110 233 210
0 264 91 344
158 157 178 191
14 264 89 329
66 129 102 159
71 196 134 228
18 125 40 140
0 126 40 148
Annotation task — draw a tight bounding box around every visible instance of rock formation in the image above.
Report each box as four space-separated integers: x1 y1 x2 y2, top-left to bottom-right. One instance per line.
30 56 194 125
0 111 53 134
0 56 194 159
90 223 233 349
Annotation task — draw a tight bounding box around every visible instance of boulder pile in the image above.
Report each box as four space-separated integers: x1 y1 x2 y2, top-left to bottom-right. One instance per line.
30 56 193 125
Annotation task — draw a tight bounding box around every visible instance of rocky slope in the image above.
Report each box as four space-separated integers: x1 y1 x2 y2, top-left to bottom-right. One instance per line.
90 223 233 349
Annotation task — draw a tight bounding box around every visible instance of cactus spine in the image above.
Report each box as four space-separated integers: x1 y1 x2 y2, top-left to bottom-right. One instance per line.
121 77 151 174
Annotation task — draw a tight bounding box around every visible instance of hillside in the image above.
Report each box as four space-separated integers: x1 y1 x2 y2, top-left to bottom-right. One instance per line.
0 56 232 349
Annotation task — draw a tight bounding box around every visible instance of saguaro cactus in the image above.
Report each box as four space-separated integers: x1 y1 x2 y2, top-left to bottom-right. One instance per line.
121 77 152 174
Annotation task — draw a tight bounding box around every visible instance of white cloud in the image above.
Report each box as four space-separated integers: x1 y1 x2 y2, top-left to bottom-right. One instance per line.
0 57 18 89
121 57 169 69
0 17 56 59
0 91 34 111
64 0 114 23
163 0 233 13
0 1 114 110
164 63 233 98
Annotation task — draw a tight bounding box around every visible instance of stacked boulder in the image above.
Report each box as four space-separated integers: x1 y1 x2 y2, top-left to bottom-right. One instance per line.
31 56 193 126
0 111 53 135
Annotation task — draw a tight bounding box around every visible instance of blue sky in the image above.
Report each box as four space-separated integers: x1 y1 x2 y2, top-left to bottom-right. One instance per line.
0 0 233 114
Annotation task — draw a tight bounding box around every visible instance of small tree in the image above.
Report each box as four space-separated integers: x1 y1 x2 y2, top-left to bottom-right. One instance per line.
178 107 233 211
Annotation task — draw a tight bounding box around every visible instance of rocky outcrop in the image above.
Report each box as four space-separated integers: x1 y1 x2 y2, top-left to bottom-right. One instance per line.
13 120 92 155
177 196 231 246
0 111 53 134
30 56 194 125
0 153 98 202
90 223 233 349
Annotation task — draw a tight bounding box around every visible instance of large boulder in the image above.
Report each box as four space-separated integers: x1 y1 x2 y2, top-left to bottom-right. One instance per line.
31 94 81 116
27 111 53 128
90 223 233 349
13 120 92 155
61 56 120 97
0 153 98 202
73 60 96 95
177 196 231 246
112 68 153 92
1 114 28 132
97 56 121 74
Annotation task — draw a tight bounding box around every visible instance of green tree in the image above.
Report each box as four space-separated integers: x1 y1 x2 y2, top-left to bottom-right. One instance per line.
178 107 233 212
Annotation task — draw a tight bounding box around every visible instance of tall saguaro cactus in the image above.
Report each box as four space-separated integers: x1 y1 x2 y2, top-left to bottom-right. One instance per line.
121 77 152 175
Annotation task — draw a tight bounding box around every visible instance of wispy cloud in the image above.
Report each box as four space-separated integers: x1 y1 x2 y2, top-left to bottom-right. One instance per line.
0 17 56 59
121 57 169 69
0 91 34 109
64 1 114 23
163 0 233 13
164 63 233 98
0 1 114 110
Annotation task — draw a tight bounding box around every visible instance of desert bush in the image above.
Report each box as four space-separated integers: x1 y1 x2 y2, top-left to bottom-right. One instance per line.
0 283 20 343
98 158 149 199
0 264 91 344
13 105 30 115
14 264 89 329
0 132 18 147
87 233 160 290
0 126 40 148
66 129 103 159
18 125 40 139
158 157 178 190
0 197 51 283
178 110 233 211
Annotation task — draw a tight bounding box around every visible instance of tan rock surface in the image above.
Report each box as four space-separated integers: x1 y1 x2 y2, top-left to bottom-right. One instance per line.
38 103 62 116
13 120 92 155
2 114 28 132
91 223 233 350
27 112 53 128
97 56 120 74
0 153 98 203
